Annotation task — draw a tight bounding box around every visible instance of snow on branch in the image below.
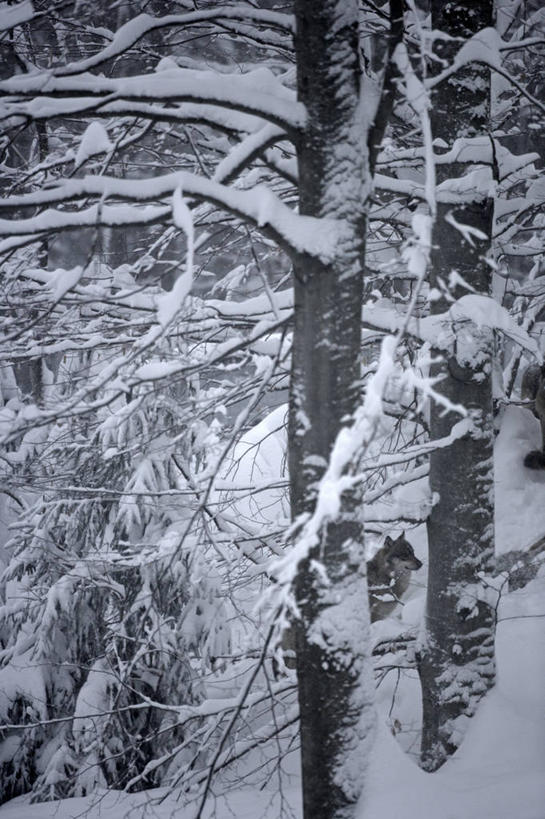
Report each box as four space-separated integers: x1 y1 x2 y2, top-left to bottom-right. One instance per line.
0 97 272 138
444 211 488 246
73 121 113 168
266 336 395 591
363 295 540 358
0 0 34 31
428 26 545 118
206 288 293 323
361 419 471 473
213 123 287 185
374 170 495 204
155 188 194 327
376 138 539 176
0 203 170 236
0 67 305 134
55 7 294 77
0 172 340 262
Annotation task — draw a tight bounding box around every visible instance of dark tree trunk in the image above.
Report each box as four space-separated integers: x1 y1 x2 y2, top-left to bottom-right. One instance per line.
288 1 376 816
418 0 497 772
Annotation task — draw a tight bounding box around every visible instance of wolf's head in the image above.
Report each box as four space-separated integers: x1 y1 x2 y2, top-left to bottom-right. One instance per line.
383 532 422 572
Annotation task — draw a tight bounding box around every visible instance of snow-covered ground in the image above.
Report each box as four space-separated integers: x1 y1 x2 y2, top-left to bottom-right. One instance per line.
1 406 544 819
364 571 545 819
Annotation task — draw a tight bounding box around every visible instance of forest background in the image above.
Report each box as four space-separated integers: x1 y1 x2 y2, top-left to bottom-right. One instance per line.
0 1 544 818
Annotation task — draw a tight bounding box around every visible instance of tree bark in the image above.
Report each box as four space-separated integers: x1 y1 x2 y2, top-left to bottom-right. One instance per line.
418 0 497 772
288 1 376 817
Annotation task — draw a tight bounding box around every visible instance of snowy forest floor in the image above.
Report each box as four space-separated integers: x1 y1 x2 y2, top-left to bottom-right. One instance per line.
1 406 544 819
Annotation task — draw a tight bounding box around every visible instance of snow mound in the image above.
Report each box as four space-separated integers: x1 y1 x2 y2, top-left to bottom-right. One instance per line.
495 405 545 554
220 403 289 527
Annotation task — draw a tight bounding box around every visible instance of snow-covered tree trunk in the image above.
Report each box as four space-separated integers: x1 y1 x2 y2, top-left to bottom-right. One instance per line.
418 1 497 772
289 2 375 816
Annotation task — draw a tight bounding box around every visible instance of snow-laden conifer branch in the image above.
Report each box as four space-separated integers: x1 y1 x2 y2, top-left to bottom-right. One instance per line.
0 308 289 447
124 705 299 796
156 337 289 571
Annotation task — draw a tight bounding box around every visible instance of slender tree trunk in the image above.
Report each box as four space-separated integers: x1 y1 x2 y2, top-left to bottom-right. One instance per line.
418 1 496 772
289 2 376 817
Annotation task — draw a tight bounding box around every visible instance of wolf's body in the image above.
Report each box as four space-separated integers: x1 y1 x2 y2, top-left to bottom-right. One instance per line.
521 363 545 469
280 533 422 669
367 532 423 622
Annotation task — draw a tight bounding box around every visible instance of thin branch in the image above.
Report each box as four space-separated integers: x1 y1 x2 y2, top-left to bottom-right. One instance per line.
368 0 405 175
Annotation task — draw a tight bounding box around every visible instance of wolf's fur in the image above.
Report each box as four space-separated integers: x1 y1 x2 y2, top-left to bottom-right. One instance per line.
279 533 422 670
521 363 545 469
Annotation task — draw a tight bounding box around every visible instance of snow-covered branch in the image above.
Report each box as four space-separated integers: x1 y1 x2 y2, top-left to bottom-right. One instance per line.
56 7 294 78
0 172 340 261
0 67 304 134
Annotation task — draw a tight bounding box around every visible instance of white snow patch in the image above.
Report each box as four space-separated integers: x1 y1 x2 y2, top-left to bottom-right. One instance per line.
0 0 34 32
495 405 545 554
74 121 113 168
220 403 289 529
47 266 83 300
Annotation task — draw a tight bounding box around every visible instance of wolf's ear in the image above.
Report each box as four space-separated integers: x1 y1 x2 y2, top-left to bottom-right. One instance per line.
384 535 393 547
